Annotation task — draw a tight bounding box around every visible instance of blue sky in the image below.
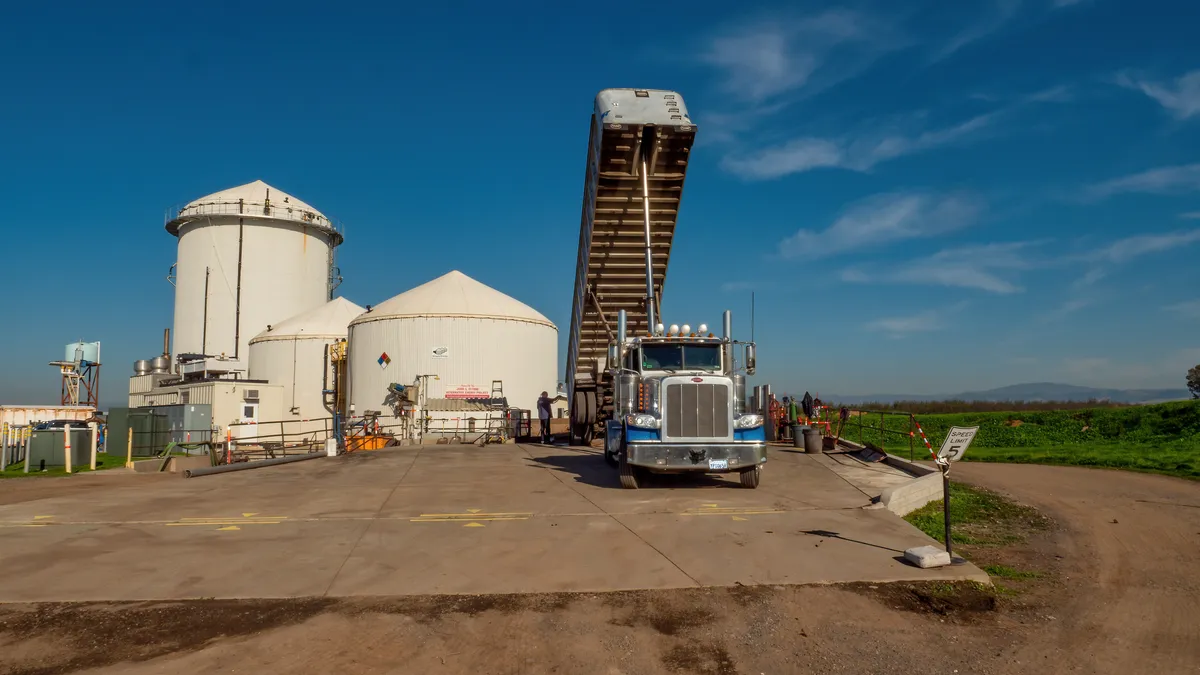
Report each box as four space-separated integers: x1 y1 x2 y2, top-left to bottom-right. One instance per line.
1 0 1198 407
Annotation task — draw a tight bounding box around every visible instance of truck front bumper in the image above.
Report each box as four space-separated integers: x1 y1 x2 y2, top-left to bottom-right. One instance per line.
626 442 767 472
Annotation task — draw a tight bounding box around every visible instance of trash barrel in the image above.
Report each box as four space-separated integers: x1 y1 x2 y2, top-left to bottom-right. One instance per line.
792 425 806 449
803 426 824 454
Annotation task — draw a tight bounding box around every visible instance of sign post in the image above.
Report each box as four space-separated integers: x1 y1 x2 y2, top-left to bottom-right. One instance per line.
935 426 979 561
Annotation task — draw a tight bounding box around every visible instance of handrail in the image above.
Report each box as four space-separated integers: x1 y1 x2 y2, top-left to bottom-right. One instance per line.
164 199 341 234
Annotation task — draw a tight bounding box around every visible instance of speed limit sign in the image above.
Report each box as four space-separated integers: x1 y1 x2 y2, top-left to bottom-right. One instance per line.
937 426 979 463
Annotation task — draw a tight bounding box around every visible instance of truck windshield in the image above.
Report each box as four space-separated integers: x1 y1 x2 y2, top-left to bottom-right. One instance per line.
641 344 721 372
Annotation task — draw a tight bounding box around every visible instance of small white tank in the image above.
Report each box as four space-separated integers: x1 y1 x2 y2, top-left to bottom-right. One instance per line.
249 297 365 433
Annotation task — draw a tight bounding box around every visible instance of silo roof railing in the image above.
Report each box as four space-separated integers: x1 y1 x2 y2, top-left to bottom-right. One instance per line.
164 199 343 241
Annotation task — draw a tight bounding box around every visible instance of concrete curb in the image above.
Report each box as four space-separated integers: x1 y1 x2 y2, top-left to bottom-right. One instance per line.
831 439 943 516
877 473 944 517
833 439 936 477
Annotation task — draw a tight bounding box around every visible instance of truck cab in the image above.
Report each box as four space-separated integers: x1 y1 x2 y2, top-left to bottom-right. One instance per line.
603 310 766 489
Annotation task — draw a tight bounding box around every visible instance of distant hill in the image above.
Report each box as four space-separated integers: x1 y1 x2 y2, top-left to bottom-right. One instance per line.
831 382 1191 405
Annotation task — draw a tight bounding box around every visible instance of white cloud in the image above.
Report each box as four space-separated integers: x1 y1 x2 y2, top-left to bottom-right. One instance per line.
1040 297 1095 323
779 192 982 259
722 112 997 179
934 0 1023 61
1085 229 1200 263
1165 300 1200 319
700 10 901 104
843 240 1038 294
866 312 942 338
1116 69 1200 120
720 84 1070 180
1180 211 1200 220
1072 268 1107 288
865 302 970 339
1086 164 1200 198
720 280 776 293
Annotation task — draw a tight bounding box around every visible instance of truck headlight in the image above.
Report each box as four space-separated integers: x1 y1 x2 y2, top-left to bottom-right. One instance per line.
626 413 661 429
733 414 763 429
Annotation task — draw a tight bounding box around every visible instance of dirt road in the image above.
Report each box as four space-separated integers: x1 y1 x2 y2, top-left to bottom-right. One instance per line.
951 463 1200 675
1 463 1197 674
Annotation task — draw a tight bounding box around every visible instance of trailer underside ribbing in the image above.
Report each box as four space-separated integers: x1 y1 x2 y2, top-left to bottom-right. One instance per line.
566 89 697 442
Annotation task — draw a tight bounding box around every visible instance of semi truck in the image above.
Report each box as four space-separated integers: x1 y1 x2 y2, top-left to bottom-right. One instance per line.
565 88 767 489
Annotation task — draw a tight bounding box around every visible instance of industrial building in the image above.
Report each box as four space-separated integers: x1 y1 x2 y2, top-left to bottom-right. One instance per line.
104 180 559 453
347 270 558 436
123 179 344 449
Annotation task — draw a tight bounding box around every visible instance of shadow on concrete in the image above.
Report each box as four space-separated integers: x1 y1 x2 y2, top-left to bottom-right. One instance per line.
527 451 741 490
800 529 904 554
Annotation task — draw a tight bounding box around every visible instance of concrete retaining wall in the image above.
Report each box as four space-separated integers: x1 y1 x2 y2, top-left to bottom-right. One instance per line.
878 472 944 516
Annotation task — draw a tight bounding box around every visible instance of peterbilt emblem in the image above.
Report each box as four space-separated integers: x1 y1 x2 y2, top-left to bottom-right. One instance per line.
691 377 703 382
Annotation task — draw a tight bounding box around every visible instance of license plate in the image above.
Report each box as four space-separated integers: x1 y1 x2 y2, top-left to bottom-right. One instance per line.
708 459 728 470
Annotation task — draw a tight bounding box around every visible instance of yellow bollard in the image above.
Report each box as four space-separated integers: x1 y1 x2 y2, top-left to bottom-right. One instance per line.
125 428 133 469
64 424 73 474
89 421 98 471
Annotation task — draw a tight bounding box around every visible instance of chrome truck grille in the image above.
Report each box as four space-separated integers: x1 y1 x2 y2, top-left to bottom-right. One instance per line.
664 381 731 439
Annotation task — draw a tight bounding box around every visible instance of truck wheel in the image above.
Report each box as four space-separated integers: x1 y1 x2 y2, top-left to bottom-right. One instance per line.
739 465 761 489
585 391 598 424
618 449 639 489
569 391 589 446
604 440 619 468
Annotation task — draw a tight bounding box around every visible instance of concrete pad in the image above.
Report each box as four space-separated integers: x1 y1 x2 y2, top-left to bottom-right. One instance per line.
614 508 984 586
327 516 696 596
0 443 986 603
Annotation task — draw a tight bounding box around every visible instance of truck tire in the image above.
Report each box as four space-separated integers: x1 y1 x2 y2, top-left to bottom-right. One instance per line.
585 391 598 424
604 437 620 468
569 391 589 446
739 465 761 489
618 448 639 489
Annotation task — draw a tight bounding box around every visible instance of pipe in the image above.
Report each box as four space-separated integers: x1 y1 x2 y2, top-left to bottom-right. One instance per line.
163 328 170 359
202 267 210 355
641 158 656 332
184 451 324 478
234 218 244 359
722 310 733 371
616 309 627 371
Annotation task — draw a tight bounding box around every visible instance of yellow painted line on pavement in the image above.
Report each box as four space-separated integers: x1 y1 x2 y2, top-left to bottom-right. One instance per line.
411 511 531 523
681 505 783 517
166 522 282 527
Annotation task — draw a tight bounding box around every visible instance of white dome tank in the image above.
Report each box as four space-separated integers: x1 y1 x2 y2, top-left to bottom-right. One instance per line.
166 180 343 371
249 297 365 430
348 270 558 415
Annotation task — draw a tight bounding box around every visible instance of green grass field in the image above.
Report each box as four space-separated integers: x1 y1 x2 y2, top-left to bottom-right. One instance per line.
0 451 130 479
839 400 1200 479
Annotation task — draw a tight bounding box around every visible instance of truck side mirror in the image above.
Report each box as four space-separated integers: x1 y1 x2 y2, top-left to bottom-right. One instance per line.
744 344 756 375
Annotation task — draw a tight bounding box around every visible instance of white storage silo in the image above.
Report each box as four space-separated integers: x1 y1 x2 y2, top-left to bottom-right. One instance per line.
348 270 558 417
166 180 343 372
248 297 365 434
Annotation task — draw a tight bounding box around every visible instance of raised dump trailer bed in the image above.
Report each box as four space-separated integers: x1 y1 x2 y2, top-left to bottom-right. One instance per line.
566 89 697 443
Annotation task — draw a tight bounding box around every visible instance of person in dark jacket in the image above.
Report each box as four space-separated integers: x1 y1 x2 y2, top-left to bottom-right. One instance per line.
536 391 553 444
